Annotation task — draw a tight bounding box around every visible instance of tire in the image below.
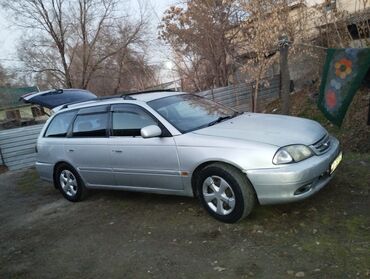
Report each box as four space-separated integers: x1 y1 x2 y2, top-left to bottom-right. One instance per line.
54 163 88 202
196 163 256 223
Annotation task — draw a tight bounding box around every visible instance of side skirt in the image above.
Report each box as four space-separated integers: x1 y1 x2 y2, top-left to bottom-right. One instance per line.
85 184 194 197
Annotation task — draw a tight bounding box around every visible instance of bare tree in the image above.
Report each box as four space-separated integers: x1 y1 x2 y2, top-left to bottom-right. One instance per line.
69 0 150 89
2 0 156 94
2 0 75 87
237 0 311 112
0 63 12 86
159 0 245 92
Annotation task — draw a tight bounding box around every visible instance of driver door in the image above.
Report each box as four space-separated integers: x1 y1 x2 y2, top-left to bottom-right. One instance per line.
108 104 183 190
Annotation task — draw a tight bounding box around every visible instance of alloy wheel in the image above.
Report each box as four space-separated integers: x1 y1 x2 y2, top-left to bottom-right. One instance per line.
202 175 236 215
59 170 78 197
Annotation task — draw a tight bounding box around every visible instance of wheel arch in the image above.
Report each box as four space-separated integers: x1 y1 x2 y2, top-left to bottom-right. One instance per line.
190 160 252 197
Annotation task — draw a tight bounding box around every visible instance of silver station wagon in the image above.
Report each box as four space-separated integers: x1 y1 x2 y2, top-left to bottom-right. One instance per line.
22 89 342 223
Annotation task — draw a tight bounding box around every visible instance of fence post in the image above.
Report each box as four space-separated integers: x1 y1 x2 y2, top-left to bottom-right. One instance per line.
367 97 370 125
0 146 5 166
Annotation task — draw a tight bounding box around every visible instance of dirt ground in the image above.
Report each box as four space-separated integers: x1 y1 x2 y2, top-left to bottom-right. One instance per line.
0 153 369 279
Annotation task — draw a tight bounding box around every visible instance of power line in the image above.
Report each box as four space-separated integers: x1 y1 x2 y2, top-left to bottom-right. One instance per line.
295 42 328 50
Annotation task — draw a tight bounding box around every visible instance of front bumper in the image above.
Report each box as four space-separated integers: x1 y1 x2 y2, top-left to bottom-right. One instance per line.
246 137 341 205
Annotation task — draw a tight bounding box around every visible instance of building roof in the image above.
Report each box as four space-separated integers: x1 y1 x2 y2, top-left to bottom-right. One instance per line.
0 86 39 109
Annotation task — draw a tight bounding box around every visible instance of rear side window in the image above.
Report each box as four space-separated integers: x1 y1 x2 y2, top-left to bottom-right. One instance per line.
72 113 108 137
44 111 76 137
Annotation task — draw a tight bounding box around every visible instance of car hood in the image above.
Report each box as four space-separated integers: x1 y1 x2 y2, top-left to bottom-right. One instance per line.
193 113 326 147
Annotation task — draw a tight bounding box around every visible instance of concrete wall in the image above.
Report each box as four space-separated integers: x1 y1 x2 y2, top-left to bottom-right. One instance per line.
337 0 368 13
307 0 367 13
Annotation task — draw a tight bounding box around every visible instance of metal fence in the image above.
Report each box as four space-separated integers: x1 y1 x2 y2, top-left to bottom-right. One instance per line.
196 75 280 111
0 124 43 171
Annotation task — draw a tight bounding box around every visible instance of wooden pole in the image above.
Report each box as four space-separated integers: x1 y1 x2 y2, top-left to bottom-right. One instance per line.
279 35 291 115
367 97 370 125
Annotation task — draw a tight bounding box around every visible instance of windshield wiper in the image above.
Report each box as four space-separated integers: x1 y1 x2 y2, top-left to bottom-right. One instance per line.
208 112 242 127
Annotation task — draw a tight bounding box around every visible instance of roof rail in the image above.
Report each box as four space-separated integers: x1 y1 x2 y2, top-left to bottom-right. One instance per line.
60 94 121 109
60 89 176 110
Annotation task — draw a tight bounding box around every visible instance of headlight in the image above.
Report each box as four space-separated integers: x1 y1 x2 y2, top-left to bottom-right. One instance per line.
273 145 313 165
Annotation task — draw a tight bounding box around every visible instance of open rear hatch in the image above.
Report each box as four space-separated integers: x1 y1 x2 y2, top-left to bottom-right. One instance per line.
20 89 97 109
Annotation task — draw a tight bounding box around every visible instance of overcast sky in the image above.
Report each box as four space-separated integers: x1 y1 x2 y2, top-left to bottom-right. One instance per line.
0 0 176 72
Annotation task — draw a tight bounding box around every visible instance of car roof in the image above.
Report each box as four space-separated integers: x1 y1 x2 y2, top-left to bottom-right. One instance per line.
54 91 187 113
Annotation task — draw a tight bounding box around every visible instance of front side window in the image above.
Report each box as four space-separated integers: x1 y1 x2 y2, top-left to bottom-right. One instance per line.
72 113 108 137
45 111 77 137
112 105 157 137
148 94 236 133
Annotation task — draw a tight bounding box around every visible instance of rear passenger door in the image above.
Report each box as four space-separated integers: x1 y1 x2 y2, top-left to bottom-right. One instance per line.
109 104 182 190
64 105 113 186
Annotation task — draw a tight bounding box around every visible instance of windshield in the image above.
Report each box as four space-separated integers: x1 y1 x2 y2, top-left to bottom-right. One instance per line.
148 94 238 133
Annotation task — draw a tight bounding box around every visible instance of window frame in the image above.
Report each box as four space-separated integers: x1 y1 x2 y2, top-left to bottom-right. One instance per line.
43 110 78 138
68 105 110 138
43 103 172 139
148 94 236 134
109 103 171 138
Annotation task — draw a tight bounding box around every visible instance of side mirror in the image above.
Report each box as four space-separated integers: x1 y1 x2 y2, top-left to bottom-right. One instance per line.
141 125 162 138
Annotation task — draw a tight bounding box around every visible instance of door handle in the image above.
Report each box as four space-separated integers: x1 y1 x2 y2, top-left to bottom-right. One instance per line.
68 149 74 152
112 150 123 153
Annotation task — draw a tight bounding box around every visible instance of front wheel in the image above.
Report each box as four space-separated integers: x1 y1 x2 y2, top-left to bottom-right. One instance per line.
196 163 256 223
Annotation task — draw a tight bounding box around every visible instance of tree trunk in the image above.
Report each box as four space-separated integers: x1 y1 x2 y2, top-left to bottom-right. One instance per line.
61 54 73 88
253 78 260 112
280 41 290 115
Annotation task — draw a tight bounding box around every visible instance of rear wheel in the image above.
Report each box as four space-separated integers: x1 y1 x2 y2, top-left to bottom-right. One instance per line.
196 163 256 223
55 164 88 202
